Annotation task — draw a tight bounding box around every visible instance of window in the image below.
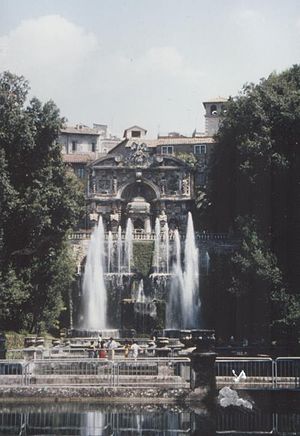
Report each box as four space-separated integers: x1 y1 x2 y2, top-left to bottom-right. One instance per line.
194 144 206 155
91 142 96 152
131 130 141 138
72 141 77 152
75 167 85 178
210 104 217 115
161 146 174 155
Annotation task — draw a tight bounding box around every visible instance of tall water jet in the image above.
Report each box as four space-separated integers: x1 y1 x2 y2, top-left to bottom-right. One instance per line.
164 222 169 273
124 218 134 273
166 229 184 328
154 218 161 273
205 251 210 275
107 231 113 273
182 212 200 328
82 216 107 330
117 226 122 274
136 279 146 303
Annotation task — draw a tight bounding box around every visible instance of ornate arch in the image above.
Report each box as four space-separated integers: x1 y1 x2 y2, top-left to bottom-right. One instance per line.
116 179 160 201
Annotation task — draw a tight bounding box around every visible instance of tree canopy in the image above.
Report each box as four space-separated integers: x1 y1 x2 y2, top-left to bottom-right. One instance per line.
204 65 300 344
0 71 84 333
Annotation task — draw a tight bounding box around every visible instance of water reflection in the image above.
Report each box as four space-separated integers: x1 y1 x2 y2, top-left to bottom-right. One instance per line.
0 404 196 435
0 400 300 435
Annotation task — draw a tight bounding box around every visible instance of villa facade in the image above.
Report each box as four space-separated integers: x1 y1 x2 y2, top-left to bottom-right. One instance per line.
62 98 227 231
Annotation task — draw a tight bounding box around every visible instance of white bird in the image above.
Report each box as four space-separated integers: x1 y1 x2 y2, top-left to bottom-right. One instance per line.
232 369 246 383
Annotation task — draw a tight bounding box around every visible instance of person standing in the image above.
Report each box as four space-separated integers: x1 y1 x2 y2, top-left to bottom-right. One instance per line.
98 340 107 358
124 340 130 358
88 340 96 358
107 337 118 360
130 340 141 360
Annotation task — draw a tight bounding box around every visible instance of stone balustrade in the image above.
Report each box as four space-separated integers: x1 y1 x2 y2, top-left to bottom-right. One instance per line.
68 230 234 242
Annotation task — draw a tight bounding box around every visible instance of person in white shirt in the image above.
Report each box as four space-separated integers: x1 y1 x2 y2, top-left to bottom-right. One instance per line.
107 337 118 350
130 340 141 360
106 337 118 360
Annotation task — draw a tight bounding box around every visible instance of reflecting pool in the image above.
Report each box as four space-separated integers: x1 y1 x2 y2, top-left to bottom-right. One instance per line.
1 394 300 435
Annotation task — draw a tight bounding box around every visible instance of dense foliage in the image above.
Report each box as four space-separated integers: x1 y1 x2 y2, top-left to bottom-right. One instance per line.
133 241 154 277
0 72 84 333
203 65 300 345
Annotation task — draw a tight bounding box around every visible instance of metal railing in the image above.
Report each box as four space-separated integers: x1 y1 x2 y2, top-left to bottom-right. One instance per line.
2 356 300 389
216 357 273 376
0 357 191 388
216 357 274 388
216 357 300 389
275 357 300 388
0 360 30 386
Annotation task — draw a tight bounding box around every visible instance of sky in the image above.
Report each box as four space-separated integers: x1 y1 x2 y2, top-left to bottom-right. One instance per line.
0 0 299 137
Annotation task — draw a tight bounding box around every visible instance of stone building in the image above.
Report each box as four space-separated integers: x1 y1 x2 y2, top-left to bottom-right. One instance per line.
87 140 193 232
59 123 121 179
63 98 227 229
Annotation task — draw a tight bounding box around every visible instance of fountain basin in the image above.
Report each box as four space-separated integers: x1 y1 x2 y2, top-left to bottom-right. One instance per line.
69 329 120 339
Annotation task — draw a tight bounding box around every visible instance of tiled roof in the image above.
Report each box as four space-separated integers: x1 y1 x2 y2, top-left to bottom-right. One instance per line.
203 97 227 104
60 126 100 136
63 153 98 163
156 136 215 146
122 137 215 149
124 125 147 132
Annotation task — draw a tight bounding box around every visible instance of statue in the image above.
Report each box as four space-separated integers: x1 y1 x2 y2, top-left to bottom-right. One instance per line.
110 210 119 223
89 211 98 222
160 178 166 194
113 177 118 194
182 176 190 195
125 143 153 167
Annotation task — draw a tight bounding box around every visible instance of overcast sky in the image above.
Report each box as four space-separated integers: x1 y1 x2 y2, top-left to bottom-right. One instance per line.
0 0 299 137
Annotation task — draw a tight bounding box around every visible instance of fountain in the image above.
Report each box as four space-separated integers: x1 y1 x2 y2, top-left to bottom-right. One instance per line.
182 212 200 328
76 211 201 336
166 229 184 329
124 218 134 274
205 251 210 275
154 218 161 273
136 279 146 303
166 213 200 329
117 226 122 275
107 231 113 273
164 222 169 273
81 216 107 330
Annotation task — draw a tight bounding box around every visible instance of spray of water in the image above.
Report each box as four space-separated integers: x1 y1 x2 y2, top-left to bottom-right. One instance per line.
164 222 169 274
124 218 134 273
166 229 184 328
82 216 107 329
182 212 200 328
136 279 146 303
154 218 161 273
117 226 122 274
205 251 210 275
107 231 113 273
167 213 200 329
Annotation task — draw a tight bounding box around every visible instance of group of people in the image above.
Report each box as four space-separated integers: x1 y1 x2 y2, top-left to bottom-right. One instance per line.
87 337 141 360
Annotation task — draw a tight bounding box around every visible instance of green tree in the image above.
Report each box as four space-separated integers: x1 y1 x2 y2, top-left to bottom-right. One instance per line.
206 65 300 342
0 71 84 333
228 218 295 341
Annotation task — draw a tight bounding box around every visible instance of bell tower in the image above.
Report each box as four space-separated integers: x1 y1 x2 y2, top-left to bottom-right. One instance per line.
203 97 227 136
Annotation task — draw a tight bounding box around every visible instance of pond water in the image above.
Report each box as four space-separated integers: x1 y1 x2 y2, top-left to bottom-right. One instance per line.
0 393 300 435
